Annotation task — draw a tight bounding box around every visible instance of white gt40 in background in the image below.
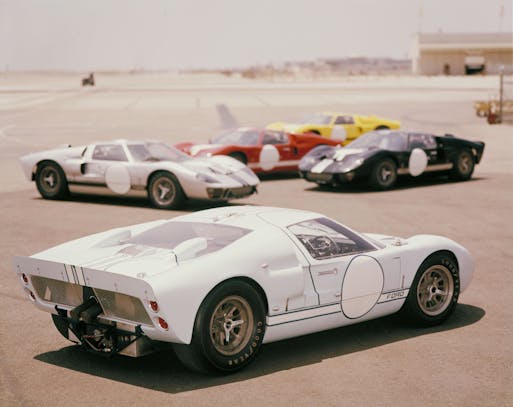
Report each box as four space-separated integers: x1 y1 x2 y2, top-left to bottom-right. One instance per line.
13 206 474 373
19 140 259 209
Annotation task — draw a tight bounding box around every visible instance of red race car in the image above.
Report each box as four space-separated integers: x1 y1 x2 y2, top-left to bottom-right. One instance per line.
175 127 341 173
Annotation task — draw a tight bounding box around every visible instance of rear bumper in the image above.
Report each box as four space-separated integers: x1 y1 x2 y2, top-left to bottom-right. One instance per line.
13 256 184 344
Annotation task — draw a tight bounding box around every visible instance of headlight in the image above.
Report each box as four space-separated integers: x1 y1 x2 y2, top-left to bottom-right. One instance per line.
300 156 319 167
196 173 219 183
336 157 364 172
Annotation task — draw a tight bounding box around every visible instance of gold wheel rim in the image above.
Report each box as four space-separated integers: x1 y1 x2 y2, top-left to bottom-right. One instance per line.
417 265 454 316
209 295 254 356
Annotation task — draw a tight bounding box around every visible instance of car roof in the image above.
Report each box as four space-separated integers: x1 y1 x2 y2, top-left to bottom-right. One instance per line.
93 139 162 146
173 206 322 230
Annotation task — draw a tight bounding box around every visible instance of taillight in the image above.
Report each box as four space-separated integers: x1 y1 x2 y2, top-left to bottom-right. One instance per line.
21 274 29 284
158 317 168 330
27 290 36 301
149 301 159 312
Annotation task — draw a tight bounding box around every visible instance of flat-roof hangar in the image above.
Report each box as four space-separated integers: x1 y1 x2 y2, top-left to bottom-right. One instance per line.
412 32 513 75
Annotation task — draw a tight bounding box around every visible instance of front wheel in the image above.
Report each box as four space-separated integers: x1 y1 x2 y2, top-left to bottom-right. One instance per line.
173 280 266 373
35 161 69 199
450 150 475 181
369 159 397 190
148 172 185 209
401 253 460 326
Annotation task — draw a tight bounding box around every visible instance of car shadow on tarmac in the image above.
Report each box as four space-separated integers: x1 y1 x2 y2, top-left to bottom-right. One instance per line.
35 303 484 393
36 194 250 212
304 176 487 194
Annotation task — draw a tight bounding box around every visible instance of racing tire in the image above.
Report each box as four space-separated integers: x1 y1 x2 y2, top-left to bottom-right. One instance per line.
173 280 266 373
450 150 475 181
228 152 247 165
375 125 390 130
148 171 185 209
35 161 69 199
400 252 460 326
369 159 397 190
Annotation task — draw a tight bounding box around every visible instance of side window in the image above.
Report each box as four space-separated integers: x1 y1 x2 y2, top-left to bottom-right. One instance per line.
288 218 375 260
262 132 288 145
409 134 437 150
334 115 355 125
92 144 128 161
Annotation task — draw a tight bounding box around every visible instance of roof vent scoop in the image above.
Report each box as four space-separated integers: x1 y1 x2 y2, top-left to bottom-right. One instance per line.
93 229 132 248
173 237 208 264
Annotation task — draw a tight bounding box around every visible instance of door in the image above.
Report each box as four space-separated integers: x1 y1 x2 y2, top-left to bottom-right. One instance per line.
76 144 132 194
286 217 378 305
333 115 360 144
260 131 296 171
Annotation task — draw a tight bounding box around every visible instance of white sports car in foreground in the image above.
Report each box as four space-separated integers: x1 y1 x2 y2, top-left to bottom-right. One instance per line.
14 206 474 373
19 140 259 209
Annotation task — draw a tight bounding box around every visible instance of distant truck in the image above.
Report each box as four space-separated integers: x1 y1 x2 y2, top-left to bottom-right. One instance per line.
474 99 513 124
81 73 95 87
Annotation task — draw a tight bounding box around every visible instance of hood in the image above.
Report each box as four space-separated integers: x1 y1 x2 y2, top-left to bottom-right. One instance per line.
331 148 366 161
181 155 245 175
189 144 224 156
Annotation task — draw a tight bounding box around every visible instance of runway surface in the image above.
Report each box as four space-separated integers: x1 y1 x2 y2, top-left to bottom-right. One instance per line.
1 73 511 407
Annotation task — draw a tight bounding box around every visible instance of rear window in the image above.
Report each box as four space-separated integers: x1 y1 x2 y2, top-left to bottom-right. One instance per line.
127 221 251 256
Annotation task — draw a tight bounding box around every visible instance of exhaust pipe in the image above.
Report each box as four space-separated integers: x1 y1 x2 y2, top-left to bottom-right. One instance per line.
70 297 102 323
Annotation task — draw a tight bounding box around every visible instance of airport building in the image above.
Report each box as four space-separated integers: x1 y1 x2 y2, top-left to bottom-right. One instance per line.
412 32 513 75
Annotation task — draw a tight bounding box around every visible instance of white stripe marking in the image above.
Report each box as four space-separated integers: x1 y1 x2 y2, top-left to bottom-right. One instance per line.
267 303 340 326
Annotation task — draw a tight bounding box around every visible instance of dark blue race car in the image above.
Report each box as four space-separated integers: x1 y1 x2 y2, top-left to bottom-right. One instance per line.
299 130 485 190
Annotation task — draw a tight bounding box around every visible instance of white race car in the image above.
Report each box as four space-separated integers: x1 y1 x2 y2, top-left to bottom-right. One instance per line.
14 206 474 373
19 140 259 209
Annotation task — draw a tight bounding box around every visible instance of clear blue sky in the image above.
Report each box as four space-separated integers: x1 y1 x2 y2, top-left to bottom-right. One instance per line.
1 0 511 71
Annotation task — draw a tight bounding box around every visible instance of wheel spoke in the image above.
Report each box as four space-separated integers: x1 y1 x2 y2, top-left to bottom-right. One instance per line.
209 295 254 356
230 319 244 328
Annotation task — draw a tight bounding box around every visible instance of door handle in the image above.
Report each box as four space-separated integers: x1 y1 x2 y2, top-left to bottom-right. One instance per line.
317 267 338 276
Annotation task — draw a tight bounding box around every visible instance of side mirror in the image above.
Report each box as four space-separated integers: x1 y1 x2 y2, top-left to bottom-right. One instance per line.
173 237 208 263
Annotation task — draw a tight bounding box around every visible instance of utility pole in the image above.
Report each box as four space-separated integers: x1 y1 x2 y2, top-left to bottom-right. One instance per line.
499 66 504 123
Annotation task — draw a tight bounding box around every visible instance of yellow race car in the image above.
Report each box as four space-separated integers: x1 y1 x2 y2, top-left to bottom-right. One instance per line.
267 112 401 145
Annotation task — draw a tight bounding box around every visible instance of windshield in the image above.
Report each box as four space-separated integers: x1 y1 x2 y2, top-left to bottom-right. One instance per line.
127 142 190 162
288 217 375 259
126 221 251 256
212 129 260 145
348 131 407 151
299 114 332 125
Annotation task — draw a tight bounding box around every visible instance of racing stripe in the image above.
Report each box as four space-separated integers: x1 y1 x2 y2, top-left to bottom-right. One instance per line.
64 264 74 283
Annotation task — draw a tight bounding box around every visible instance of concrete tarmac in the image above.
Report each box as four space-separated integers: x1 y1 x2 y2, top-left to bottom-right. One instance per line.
0 73 512 407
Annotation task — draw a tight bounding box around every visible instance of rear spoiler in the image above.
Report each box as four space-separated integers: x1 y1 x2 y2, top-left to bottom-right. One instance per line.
13 255 156 304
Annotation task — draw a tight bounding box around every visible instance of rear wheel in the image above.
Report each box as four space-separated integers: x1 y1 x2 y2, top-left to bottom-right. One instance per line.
450 150 474 181
35 161 69 199
173 280 266 373
401 253 460 326
148 172 185 209
369 159 397 190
